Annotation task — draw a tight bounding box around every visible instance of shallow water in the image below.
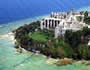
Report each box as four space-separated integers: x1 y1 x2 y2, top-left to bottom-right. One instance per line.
0 39 90 70
0 7 90 70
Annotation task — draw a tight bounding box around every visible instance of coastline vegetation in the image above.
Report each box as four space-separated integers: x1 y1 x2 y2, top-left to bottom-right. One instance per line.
76 16 82 22
84 11 90 25
13 21 90 60
13 11 90 60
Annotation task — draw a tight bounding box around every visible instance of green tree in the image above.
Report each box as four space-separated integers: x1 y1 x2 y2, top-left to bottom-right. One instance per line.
84 11 88 19
78 44 88 59
80 11 84 15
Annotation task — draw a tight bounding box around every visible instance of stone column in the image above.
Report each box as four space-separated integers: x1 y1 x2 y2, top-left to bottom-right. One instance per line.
53 20 55 28
55 27 59 38
55 20 57 27
47 20 49 29
81 17 84 22
56 21 59 27
51 20 53 28
44 20 46 28
50 20 52 28
40 21 43 30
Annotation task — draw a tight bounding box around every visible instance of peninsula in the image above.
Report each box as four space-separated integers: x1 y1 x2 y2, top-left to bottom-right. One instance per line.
13 9 90 64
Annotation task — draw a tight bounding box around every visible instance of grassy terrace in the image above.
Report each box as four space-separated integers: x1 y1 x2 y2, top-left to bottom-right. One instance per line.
30 31 48 42
29 29 54 42
76 16 82 22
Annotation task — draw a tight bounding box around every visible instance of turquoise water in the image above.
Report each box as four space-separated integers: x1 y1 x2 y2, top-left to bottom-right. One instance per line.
0 15 47 34
0 39 90 70
0 7 90 70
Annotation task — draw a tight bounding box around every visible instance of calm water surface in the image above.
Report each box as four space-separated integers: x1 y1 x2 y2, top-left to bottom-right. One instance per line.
0 6 90 70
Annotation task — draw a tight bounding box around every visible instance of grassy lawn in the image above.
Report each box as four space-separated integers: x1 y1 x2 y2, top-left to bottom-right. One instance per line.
30 31 48 42
76 16 82 22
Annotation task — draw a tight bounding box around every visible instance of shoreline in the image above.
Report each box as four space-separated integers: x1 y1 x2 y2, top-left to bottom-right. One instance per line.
0 32 16 43
1 31 90 66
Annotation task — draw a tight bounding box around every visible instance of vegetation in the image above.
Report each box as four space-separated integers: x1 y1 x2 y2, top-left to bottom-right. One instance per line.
14 11 90 60
64 27 90 59
14 21 74 58
30 31 48 42
76 16 82 22
78 44 90 59
29 29 54 42
84 11 90 25
84 17 90 25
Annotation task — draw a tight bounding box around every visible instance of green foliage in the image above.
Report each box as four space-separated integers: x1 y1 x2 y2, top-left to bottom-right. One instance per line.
65 30 82 48
80 11 84 15
55 40 73 58
84 11 90 25
84 11 88 19
64 27 90 59
83 27 90 36
65 27 90 47
76 16 82 22
84 17 90 25
78 44 88 59
30 31 48 42
55 47 66 58
28 29 54 42
14 20 90 59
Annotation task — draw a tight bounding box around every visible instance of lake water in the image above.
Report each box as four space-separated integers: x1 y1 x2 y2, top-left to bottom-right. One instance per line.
0 1 90 70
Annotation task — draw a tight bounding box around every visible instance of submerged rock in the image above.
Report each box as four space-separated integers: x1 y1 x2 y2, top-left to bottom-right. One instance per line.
16 48 22 53
86 61 90 65
57 58 72 66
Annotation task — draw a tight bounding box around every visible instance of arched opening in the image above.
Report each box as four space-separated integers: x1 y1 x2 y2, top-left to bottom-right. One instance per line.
46 20 47 27
55 20 57 27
